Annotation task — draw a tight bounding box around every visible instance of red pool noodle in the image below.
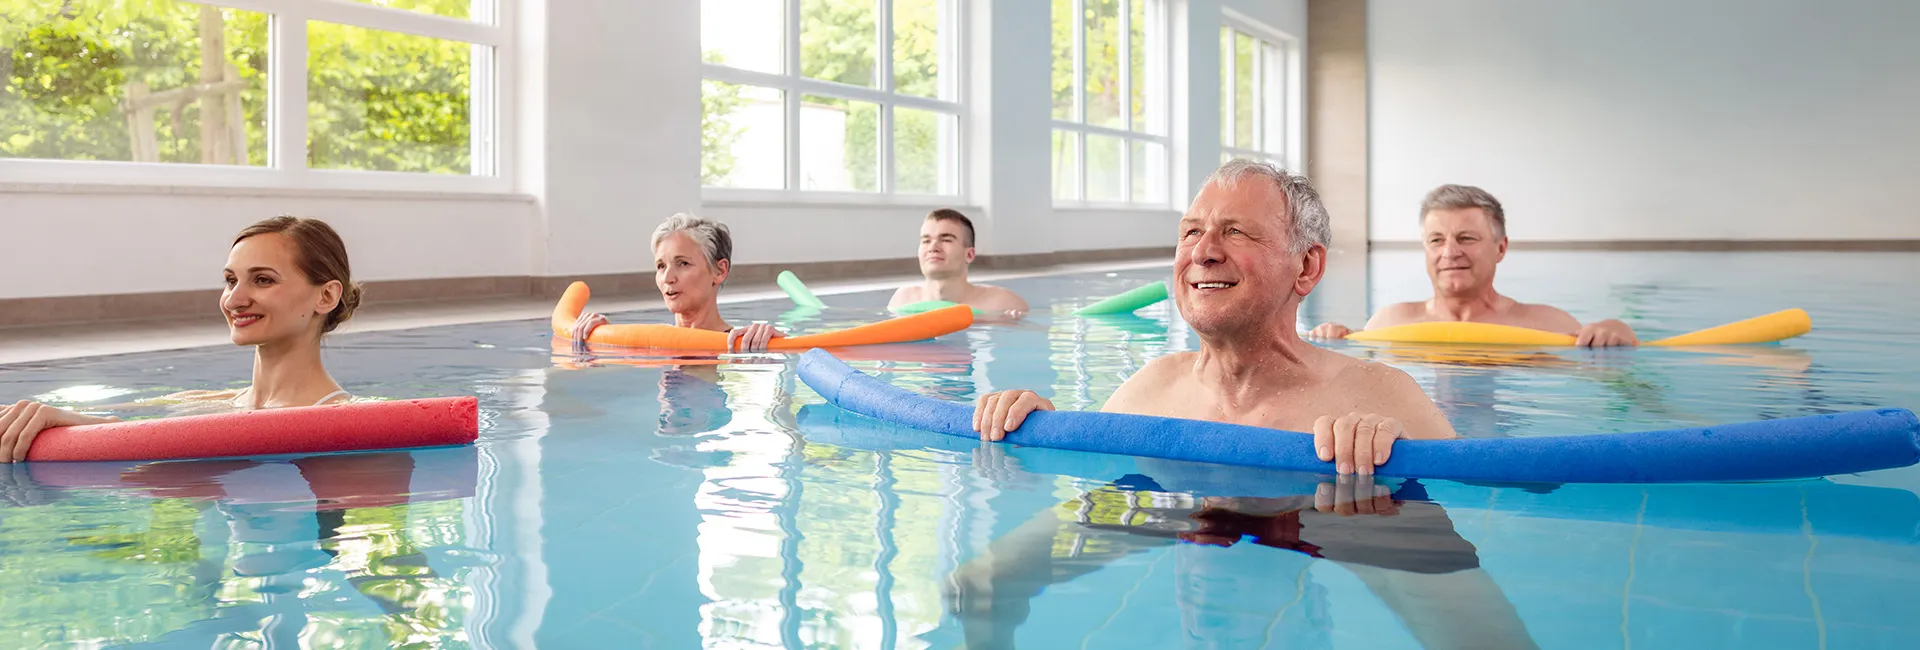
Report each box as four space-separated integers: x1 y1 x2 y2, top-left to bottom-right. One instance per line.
24 397 479 462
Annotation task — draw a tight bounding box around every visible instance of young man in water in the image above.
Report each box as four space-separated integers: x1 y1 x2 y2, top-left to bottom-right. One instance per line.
1307 184 1638 347
888 209 1029 317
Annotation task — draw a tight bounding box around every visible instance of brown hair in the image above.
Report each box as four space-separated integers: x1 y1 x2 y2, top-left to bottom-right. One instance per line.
927 208 976 248
232 216 363 333
1421 184 1507 239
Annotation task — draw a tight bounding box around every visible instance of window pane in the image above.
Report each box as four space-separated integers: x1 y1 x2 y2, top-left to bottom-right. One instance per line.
1219 27 1233 147
1052 130 1079 201
1084 0 1121 128
800 94 879 192
894 0 942 98
895 106 954 195
1234 31 1255 150
346 0 472 21
801 0 877 88
1263 41 1286 154
1051 0 1076 120
308 22 472 174
702 0 785 74
1 1 268 165
1130 139 1164 204
1086 133 1122 202
1129 0 1148 132
703 81 784 189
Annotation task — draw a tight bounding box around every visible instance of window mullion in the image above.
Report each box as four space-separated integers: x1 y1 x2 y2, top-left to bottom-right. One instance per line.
270 9 309 174
1223 28 1236 152
879 0 894 194
1118 0 1132 203
786 0 803 191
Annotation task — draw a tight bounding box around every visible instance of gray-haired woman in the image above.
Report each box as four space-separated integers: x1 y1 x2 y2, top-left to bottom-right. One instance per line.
567 213 785 352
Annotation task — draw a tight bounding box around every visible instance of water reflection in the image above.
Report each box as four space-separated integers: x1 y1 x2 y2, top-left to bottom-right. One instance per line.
0 449 478 647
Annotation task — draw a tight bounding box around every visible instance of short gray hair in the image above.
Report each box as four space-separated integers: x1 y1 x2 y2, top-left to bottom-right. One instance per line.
1421 184 1506 239
1203 159 1331 254
651 212 733 270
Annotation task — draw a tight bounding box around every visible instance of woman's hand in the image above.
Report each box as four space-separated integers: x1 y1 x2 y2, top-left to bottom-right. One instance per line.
570 312 609 345
2 401 120 463
727 322 785 353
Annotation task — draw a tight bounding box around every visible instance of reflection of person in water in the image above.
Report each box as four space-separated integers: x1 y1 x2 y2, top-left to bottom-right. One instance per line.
657 364 733 436
58 452 461 648
943 466 1537 650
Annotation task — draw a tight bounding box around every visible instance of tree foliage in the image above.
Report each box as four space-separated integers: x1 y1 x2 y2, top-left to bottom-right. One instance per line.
0 0 472 173
703 0 946 192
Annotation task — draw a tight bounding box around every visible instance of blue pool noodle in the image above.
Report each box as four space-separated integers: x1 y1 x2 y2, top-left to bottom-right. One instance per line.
797 404 1920 545
797 349 1920 484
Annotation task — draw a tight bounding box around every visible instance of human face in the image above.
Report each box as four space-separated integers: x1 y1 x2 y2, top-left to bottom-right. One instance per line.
1422 207 1506 296
221 233 339 347
918 218 973 279
1173 180 1323 336
655 231 725 315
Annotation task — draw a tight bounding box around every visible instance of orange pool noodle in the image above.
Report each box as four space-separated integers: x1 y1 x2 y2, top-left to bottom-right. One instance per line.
550 281 973 350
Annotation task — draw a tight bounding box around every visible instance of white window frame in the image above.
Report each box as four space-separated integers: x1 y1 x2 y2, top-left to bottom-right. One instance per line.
1051 0 1171 210
0 0 514 193
700 0 967 206
1219 12 1300 172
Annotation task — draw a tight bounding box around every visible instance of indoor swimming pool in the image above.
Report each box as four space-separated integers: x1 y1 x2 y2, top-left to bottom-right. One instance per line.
2 251 1917 649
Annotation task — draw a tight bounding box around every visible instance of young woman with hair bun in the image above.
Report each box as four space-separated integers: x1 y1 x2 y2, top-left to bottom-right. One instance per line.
1 216 365 462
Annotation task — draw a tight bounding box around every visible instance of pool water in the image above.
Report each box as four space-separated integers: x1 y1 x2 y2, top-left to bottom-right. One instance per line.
2 251 1917 649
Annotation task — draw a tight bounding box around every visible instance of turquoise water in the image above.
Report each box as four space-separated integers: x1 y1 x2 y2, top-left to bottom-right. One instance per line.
2 251 1917 648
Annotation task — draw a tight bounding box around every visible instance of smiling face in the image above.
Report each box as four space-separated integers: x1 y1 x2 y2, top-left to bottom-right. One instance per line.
918 218 974 279
1422 207 1507 296
1173 179 1323 337
221 233 340 347
655 231 726 314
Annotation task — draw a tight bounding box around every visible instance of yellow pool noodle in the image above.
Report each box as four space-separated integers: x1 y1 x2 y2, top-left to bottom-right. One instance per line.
1342 309 1810 347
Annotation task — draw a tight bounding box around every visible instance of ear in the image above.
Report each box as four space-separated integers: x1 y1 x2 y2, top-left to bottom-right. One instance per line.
1294 244 1328 297
1495 236 1509 263
713 258 731 285
964 247 977 264
314 280 342 317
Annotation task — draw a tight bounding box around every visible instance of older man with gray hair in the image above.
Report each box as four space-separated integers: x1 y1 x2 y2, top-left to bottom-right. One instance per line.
974 159 1458 476
1309 184 1639 347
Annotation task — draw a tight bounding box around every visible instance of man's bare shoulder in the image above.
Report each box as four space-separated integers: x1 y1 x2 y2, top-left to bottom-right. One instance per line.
969 284 1029 311
888 285 920 307
1363 301 1429 329
1324 352 1456 438
1103 352 1195 414
1513 302 1582 333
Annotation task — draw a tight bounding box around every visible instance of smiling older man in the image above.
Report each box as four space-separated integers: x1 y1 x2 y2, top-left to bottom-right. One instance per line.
972 160 1458 476
1308 184 1638 347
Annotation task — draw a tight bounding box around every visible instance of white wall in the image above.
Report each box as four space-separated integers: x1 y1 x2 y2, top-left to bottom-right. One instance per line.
2 0 1306 301
1369 0 1920 243
0 188 537 300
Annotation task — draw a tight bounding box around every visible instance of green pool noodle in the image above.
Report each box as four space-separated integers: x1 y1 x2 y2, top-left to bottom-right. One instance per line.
1075 281 1169 315
777 271 826 309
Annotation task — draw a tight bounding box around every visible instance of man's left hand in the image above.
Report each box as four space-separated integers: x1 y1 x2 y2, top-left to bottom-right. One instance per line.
1575 319 1639 347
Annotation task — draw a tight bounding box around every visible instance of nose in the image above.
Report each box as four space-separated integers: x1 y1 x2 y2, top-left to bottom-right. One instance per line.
1189 230 1225 267
221 285 249 313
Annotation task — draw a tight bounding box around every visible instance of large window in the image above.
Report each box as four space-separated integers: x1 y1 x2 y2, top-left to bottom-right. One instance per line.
0 0 507 188
1051 0 1167 207
701 0 961 199
1220 20 1294 168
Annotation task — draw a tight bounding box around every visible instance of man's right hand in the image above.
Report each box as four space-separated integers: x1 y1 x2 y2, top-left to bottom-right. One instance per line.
1307 322 1353 340
972 390 1055 441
